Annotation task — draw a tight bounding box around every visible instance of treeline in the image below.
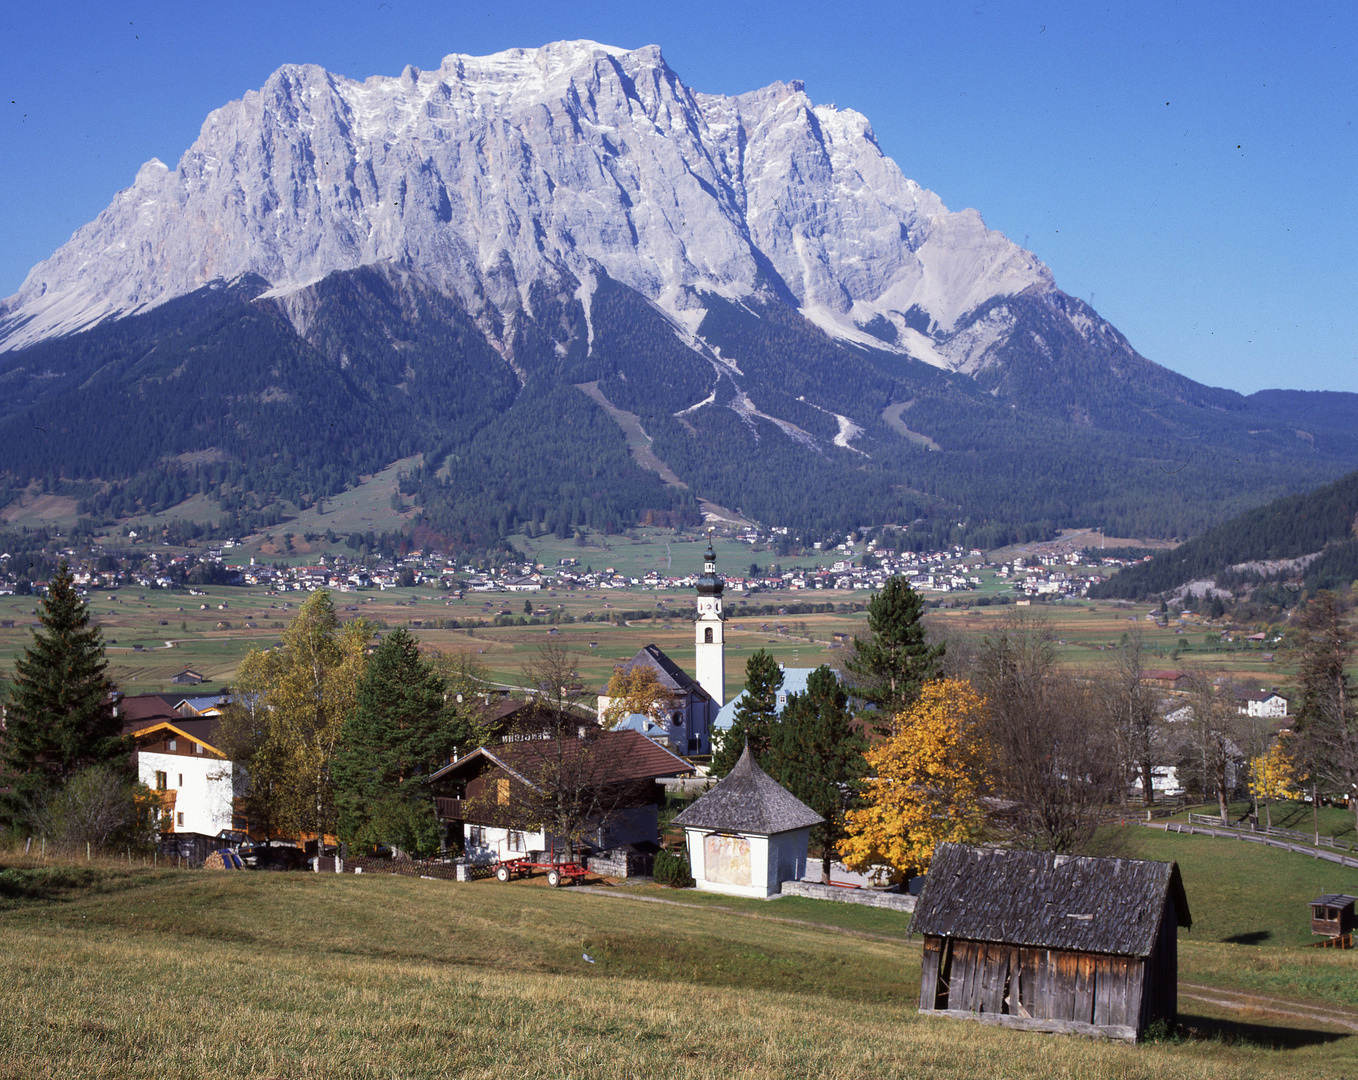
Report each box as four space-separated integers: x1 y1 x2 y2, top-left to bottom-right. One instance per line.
1091 469 1358 600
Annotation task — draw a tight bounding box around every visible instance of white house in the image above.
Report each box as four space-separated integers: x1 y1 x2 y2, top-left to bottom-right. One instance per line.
430 730 692 864
1239 692 1289 718
672 746 822 898
118 694 239 838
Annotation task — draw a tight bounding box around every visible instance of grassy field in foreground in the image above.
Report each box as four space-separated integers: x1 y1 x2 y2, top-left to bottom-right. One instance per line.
3 838 1358 1080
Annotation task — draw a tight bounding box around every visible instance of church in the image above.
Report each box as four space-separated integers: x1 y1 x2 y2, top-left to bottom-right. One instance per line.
599 535 727 756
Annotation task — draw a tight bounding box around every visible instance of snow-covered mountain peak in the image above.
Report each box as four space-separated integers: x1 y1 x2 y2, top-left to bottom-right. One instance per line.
1 40 1058 363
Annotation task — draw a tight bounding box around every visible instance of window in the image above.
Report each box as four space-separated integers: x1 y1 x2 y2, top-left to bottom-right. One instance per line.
508 831 524 852
195 743 203 754
155 771 167 790
176 812 184 827
167 739 177 751
468 826 486 848
497 778 510 806
178 774 183 787
704 627 713 643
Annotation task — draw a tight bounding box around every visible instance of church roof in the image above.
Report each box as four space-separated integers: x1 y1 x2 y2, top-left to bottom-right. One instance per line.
712 666 819 731
672 746 823 834
620 644 709 698
696 538 724 597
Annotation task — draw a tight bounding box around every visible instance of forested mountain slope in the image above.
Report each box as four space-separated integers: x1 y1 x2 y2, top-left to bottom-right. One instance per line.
1089 470 1358 602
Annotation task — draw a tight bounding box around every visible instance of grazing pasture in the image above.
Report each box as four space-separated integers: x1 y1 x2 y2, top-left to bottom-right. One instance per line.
3 827 1358 1078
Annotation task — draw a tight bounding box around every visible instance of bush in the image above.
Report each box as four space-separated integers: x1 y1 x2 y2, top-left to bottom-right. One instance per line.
653 847 695 888
27 766 157 854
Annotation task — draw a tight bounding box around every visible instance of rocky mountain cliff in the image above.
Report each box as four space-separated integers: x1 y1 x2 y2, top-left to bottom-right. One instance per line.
1 41 1047 363
1 42 1354 548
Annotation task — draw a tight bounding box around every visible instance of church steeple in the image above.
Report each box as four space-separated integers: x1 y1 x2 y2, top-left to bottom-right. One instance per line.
694 530 726 707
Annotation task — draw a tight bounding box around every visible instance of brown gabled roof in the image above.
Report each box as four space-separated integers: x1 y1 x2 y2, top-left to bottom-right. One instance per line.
672 746 823 834
117 693 183 728
119 695 227 752
127 718 228 759
429 728 693 789
911 843 1191 957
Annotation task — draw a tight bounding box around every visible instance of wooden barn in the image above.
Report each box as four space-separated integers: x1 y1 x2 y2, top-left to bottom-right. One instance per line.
912 843 1191 1043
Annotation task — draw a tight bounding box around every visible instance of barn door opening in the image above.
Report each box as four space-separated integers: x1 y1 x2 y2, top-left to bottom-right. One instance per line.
935 937 953 1009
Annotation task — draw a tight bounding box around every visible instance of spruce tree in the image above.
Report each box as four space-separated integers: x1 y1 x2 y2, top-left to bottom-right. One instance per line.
1 562 124 822
769 665 867 881
711 649 783 777
332 628 463 854
845 576 944 725
1292 591 1358 837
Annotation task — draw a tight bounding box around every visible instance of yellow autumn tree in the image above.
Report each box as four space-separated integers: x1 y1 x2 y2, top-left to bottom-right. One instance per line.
838 678 992 882
220 590 371 841
1248 737 1300 831
1249 740 1299 801
600 664 679 729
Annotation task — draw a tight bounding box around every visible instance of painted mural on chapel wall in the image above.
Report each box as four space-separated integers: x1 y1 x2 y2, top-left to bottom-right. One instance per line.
704 832 751 886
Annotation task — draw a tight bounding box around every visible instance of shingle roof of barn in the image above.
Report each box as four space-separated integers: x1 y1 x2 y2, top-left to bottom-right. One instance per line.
672 746 823 834
911 843 1191 957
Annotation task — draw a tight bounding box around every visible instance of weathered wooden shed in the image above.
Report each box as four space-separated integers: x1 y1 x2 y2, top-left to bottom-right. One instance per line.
1309 894 1356 939
912 843 1191 1043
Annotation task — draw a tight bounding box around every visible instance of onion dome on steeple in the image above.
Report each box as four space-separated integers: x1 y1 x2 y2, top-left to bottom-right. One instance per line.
696 532 724 597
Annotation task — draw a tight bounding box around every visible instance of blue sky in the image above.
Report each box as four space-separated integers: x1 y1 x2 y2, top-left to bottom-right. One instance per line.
2 1 1354 393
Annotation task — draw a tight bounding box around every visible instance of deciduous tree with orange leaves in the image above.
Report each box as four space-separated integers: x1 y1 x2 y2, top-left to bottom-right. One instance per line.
838 678 991 882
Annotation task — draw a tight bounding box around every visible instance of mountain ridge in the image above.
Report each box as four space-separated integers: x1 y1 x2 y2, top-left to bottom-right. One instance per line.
0 40 1049 364
1 41 1355 550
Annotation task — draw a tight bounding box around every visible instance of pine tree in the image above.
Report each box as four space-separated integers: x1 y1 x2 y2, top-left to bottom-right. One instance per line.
768 665 867 880
845 576 944 725
1292 590 1358 837
711 649 783 776
332 628 462 854
1 562 125 821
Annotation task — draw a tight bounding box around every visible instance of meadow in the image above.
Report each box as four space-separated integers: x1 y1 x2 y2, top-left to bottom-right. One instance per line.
0 569 1292 699
2 827 1358 1079
0 512 1306 703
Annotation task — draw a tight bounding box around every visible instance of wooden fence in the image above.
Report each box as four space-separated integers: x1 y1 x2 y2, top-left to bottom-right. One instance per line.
1183 813 1358 852
1156 821 1358 870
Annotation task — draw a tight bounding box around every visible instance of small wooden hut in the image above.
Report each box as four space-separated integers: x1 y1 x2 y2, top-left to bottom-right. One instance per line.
1309 894 1356 939
912 843 1191 1043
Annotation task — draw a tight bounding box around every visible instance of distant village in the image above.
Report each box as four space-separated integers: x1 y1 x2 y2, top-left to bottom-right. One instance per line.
0 525 1142 601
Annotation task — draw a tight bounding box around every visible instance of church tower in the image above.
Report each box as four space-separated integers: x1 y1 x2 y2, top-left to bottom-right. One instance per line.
694 532 726 706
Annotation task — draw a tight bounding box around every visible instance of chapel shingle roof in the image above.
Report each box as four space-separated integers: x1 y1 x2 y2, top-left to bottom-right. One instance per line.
672 746 823 834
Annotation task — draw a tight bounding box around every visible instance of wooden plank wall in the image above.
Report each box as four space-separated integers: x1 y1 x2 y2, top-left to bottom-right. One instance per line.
1139 900 1178 1030
919 935 1152 1034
